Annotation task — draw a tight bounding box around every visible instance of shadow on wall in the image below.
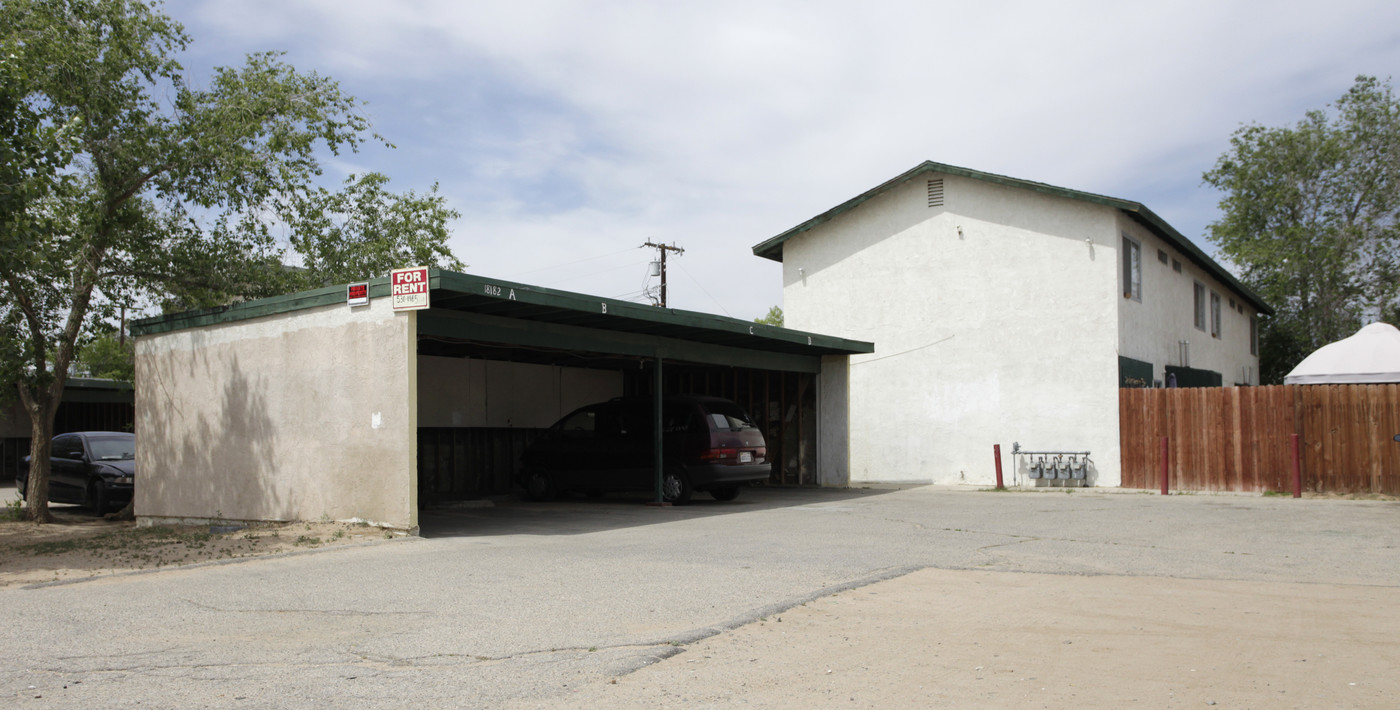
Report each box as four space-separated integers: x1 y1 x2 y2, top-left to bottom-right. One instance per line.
139 347 283 522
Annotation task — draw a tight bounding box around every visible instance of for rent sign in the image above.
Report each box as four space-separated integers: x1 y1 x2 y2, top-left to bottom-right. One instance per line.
390 267 430 311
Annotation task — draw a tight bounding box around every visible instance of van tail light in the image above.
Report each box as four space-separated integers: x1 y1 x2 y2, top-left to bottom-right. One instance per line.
699 447 767 464
699 448 738 461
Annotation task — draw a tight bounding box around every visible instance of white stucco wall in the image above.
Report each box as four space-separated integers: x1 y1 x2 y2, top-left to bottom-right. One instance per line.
135 298 417 529
817 354 851 487
416 356 622 428
1115 215 1260 385
782 174 1124 486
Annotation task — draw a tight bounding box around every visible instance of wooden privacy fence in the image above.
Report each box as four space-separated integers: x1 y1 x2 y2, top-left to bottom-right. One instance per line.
1120 384 1400 495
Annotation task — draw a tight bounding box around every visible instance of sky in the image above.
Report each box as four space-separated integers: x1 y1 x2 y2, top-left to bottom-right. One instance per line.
163 0 1400 321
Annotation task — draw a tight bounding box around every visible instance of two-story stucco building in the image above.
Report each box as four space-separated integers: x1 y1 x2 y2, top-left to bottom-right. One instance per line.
752 161 1271 487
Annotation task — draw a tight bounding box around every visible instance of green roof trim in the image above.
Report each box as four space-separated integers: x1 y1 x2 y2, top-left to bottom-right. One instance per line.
65 377 134 391
750 160 1273 316
129 276 410 336
432 270 872 356
130 269 873 362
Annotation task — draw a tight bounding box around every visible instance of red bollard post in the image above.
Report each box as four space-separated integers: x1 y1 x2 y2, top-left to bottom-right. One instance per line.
1160 436 1169 495
1291 433 1302 498
993 444 1005 490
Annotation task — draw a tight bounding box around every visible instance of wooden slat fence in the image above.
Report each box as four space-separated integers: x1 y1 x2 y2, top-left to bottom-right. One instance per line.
1120 384 1400 495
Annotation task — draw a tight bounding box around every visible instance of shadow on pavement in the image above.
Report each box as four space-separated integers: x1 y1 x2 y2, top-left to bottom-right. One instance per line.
417 485 912 538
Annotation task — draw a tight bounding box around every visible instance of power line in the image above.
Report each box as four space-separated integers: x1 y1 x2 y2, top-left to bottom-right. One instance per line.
673 262 732 317
641 240 684 307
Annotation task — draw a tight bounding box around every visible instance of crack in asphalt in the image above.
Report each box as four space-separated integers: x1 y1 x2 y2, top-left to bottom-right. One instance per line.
180 599 427 616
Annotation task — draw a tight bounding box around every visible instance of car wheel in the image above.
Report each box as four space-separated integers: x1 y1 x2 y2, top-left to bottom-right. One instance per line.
710 486 740 502
661 467 693 505
524 470 553 501
88 481 109 516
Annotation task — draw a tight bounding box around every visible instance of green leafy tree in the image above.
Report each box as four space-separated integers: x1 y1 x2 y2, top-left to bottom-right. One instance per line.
0 0 460 522
281 172 461 290
1204 75 1400 383
754 305 783 327
73 331 135 381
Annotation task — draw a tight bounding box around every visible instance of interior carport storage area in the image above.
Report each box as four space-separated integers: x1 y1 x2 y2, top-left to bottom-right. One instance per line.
413 271 868 504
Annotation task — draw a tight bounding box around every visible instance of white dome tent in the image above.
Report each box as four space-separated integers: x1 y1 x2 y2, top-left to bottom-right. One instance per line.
1284 322 1400 384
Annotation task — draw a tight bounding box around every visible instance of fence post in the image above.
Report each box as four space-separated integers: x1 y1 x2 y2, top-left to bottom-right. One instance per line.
1291 433 1302 498
1160 436 1169 495
993 444 1005 490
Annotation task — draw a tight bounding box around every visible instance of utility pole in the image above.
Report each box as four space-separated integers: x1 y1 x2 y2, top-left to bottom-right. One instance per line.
642 240 684 307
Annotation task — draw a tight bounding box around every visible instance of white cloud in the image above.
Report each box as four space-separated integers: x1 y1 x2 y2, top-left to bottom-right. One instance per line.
167 0 1400 318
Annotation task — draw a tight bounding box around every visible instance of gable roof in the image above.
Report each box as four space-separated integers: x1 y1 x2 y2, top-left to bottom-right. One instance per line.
751 160 1273 316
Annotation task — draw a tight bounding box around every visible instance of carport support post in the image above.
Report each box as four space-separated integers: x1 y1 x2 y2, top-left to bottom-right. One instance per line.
653 355 664 504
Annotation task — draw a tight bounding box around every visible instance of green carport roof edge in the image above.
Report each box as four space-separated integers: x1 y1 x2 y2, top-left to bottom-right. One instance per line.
130 268 874 360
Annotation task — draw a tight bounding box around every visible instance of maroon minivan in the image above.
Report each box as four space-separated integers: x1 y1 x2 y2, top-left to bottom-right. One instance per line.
519 395 769 504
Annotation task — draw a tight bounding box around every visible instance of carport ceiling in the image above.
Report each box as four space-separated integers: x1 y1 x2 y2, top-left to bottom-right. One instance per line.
417 335 651 371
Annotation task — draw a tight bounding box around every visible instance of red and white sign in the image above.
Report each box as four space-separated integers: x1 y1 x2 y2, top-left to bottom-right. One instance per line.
347 282 370 307
390 267 430 311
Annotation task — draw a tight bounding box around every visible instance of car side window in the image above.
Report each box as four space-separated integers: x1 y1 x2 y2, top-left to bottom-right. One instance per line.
614 401 655 441
594 405 623 439
559 408 597 435
661 403 692 434
52 436 82 460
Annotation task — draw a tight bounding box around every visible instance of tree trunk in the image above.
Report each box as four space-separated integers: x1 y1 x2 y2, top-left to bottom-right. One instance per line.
109 499 134 522
19 386 58 524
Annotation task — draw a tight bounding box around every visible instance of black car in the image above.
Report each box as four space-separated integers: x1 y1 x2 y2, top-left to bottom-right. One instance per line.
17 431 135 515
520 395 769 504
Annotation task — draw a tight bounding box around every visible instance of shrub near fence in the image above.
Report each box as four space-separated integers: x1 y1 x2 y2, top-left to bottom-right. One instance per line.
1120 384 1400 496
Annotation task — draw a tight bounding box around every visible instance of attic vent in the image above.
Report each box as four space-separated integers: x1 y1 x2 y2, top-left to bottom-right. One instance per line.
927 179 945 207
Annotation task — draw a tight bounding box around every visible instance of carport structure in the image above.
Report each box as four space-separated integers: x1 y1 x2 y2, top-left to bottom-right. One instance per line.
131 269 872 531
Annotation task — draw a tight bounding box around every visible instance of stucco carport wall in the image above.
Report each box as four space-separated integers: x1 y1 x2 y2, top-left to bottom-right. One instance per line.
781 173 1123 486
135 297 416 529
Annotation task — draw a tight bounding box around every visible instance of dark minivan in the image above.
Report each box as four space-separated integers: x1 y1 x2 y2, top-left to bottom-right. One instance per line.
520 395 769 504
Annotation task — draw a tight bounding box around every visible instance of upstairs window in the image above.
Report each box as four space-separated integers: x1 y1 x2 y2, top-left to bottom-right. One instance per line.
1250 316 1258 355
1193 282 1206 330
1122 236 1141 301
1210 291 1222 338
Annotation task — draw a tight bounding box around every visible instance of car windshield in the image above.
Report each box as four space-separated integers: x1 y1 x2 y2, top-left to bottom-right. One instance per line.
89 436 135 461
702 401 757 431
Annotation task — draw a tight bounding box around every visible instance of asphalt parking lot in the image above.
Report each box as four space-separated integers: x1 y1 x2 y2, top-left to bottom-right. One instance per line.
2 485 1398 707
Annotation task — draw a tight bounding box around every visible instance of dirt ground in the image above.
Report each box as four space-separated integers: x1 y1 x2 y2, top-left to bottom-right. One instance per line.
0 506 401 588
535 567 1400 709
